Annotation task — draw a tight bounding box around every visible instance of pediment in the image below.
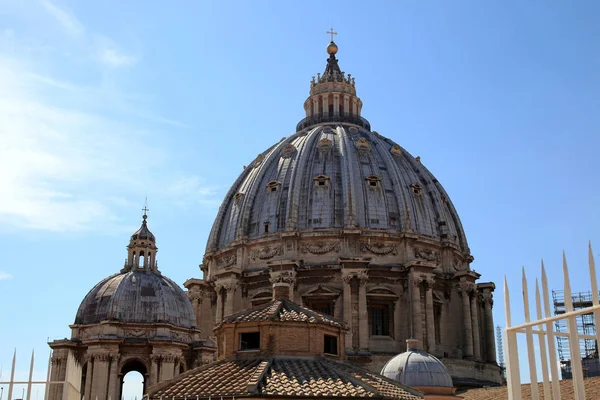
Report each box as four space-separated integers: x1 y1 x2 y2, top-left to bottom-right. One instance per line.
367 287 398 297
302 284 340 298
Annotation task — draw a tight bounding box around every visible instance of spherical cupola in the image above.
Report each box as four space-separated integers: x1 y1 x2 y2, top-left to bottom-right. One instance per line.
381 339 455 397
74 211 197 328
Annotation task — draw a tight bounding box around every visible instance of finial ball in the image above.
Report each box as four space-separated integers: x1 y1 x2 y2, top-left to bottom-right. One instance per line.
327 41 338 55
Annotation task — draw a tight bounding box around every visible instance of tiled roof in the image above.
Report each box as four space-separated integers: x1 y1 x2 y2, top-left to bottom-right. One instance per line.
218 298 344 328
459 376 600 400
147 356 423 399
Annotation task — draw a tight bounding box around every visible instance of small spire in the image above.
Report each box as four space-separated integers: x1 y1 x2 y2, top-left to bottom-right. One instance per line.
142 197 149 223
326 26 337 43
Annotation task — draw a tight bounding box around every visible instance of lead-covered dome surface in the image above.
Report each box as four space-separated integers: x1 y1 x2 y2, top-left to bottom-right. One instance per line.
381 348 453 388
75 270 197 328
207 125 468 252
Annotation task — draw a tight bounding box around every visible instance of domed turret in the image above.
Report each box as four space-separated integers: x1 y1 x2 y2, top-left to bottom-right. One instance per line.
75 210 197 328
381 339 455 396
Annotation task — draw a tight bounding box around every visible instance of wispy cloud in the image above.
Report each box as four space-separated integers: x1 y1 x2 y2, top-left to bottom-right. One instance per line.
167 176 221 210
0 7 215 232
39 0 137 68
93 35 137 68
0 272 13 280
40 0 84 37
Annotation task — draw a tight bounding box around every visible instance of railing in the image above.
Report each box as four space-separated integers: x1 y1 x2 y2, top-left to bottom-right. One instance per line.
504 242 599 400
296 113 371 132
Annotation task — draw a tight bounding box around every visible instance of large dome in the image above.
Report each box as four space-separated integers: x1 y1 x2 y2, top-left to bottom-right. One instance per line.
75 270 197 328
207 125 468 253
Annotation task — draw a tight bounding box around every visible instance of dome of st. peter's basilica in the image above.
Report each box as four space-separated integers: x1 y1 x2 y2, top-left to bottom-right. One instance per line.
186 40 502 386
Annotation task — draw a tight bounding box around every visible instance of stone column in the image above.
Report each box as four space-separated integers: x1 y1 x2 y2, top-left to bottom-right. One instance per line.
84 356 93 400
357 270 369 350
343 95 350 115
49 355 67 400
322 94 328 114
333 94 339 115
313 98 318 117
342 273 353 350
471 289 481 359
149 355 160 387
458 282 474 358
394 297 402 346
334 297 342 320
425 276 436 354
410 275 423 346
215 287 223 324
482 291 497 362
91 354 110 400
224 283 237 317
107 354 120 400
159 355 175 382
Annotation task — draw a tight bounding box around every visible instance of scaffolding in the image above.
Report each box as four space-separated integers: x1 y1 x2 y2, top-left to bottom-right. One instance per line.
552 289 600 378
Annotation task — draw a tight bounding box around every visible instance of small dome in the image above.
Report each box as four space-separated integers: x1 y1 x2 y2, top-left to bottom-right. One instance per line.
131 215 155 241
381 343 453 389
75 270 196 328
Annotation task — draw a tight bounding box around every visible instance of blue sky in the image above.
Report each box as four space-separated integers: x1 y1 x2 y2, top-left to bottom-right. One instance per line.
0 0 599 397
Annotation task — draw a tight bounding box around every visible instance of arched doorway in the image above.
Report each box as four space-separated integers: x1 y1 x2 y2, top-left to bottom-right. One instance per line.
120 359 147 400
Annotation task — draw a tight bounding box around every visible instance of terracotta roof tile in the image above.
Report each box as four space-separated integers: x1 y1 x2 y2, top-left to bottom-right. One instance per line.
147 357 423 399
459 376 600 400
218 298 344 328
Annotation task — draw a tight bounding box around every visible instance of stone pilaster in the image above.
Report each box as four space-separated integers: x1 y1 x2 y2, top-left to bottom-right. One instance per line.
84 357 93 399
394 297 402 346
410 275 423 347
159 354 176 382
342 272 354 351
215 288 223 324
471 289 481 359
357 270 369 351
107 354 120 400
458 281 475 358
91 353 110 400
149 355 160 387
425 275 436 354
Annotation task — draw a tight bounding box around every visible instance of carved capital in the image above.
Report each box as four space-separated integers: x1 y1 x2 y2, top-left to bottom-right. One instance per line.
51 355 67 365
411 277 424 287
457 281 476 295
356 270 369 285
162 354 176 363
269 270 296 285
94 353 111 362
481 292 494 307
215 280 238 293
423 275 435 287
150 354 162 363
342 273 354 284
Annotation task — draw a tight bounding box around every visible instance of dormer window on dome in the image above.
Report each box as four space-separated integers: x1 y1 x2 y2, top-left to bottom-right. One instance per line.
366 175 381 189
314 174 330 187
266 181 281 192
411 183 423 196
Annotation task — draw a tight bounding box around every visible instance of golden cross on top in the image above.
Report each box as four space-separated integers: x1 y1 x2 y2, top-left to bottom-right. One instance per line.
326 27 337 42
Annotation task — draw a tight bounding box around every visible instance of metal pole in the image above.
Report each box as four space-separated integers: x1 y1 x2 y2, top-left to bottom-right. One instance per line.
26 351 34 400
563 252 586 400
504 276 522 400
522 268 539 400
535 279 551 399
7 351 16 400
588 242 600 362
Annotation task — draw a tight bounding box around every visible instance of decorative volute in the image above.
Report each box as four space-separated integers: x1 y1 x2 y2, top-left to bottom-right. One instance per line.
298 32 368 132
124 207 159 273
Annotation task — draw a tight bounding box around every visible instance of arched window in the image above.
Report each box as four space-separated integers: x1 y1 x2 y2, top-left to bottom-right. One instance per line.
120 359 147 400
